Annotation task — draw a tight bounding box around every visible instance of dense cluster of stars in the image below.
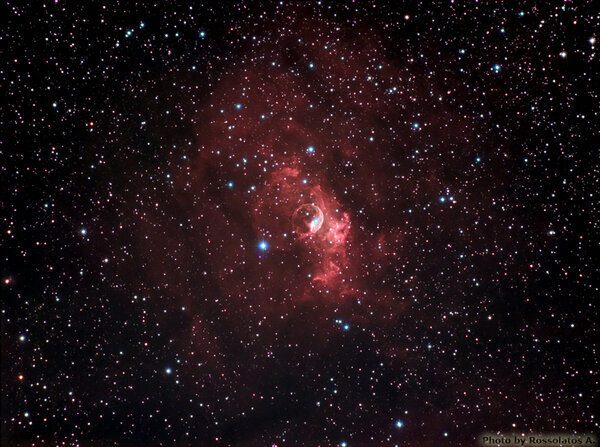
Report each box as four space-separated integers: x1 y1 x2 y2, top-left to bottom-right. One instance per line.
3 1 598 446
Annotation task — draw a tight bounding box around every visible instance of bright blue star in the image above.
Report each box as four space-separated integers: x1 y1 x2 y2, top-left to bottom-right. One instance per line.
439 196 446 203
235 103 242 110
412 122 420 129
306 145 315 154
343 324 350 331
227 181 234 189
493 64 501 73
395 420 404 428
258 241 269 251
199 30 206 38
165 367 172 374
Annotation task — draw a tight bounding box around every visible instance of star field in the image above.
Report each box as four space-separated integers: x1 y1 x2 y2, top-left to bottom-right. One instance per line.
3 1 599 446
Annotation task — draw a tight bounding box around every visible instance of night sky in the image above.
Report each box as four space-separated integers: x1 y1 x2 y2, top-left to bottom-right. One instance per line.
2 1 599 446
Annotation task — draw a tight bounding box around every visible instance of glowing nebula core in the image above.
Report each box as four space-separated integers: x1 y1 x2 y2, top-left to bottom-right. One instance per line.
292 203 324 236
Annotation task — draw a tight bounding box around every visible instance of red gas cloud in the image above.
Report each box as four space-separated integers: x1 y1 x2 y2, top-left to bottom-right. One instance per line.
132 9 503 383
253 163 354 298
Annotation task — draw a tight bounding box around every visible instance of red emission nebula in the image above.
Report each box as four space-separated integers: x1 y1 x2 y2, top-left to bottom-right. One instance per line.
135 18 502 356
123 9 525 444
165 21 486 306
134 13 506 386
